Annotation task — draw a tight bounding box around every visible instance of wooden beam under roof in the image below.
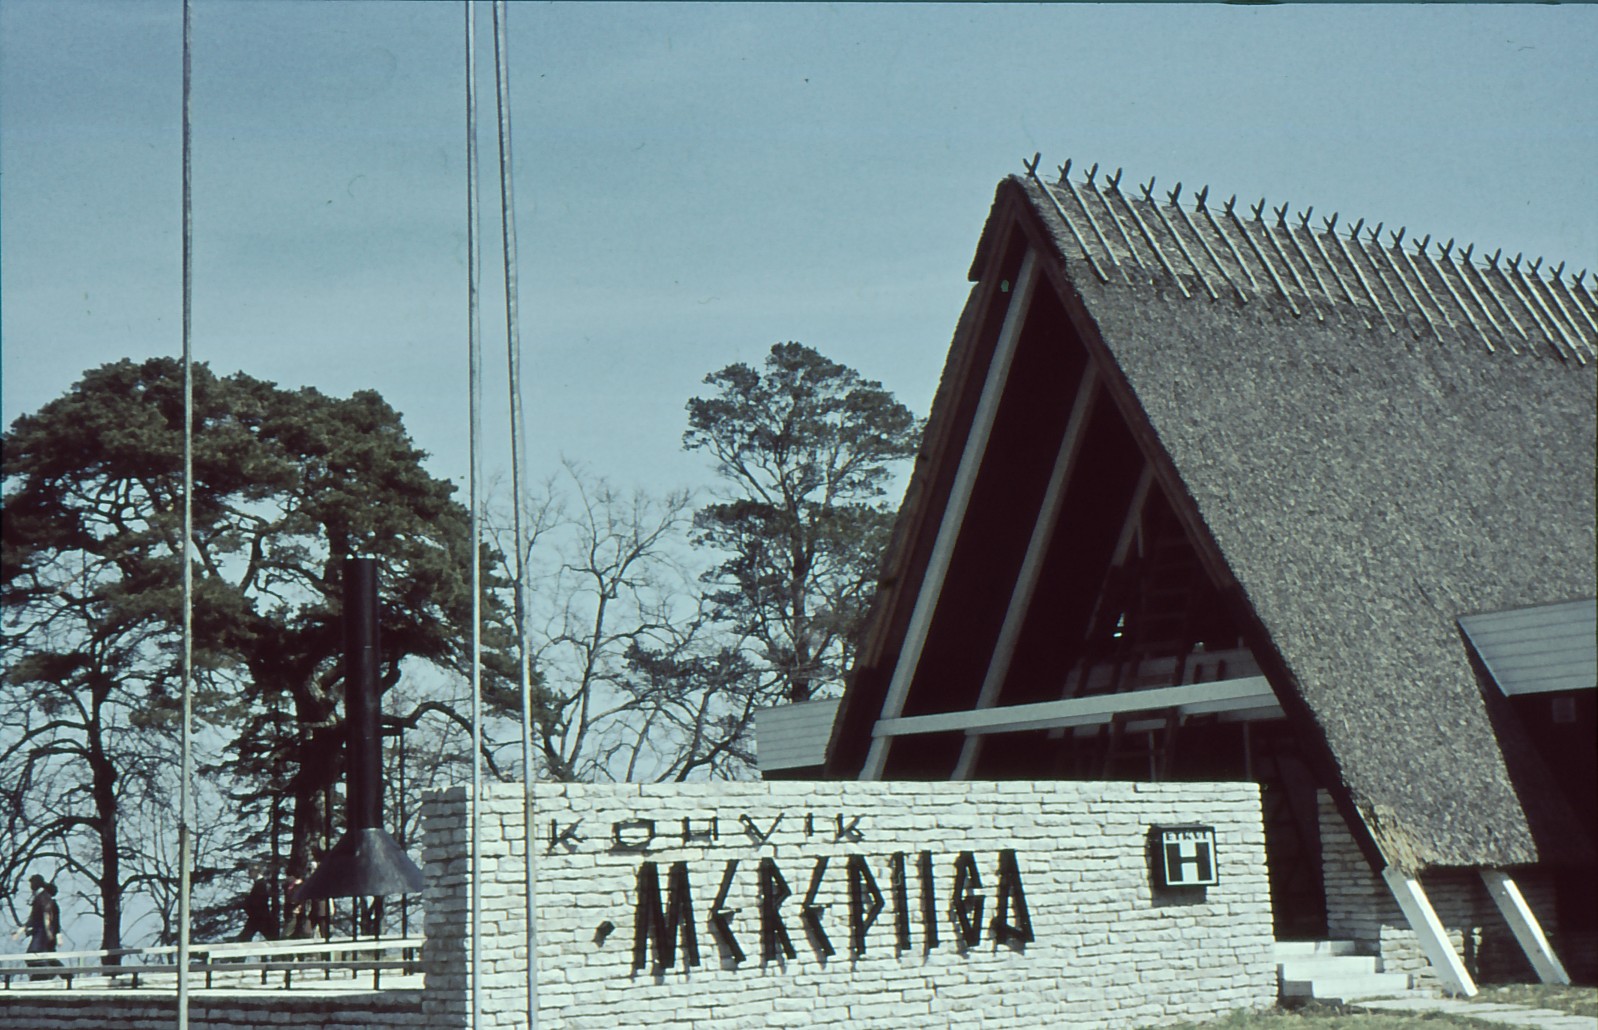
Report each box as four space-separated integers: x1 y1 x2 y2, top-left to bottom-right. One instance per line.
952 364 1102 779
1480 870 1571 985
873 676 1281 740
859 248 1041 780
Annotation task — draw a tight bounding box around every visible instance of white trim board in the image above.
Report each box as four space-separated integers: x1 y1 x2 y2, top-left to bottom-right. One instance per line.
873 676 1281 740
1480 869 1570 985
953 365 1102 779
1381 867 1478 997
860 249 1040 779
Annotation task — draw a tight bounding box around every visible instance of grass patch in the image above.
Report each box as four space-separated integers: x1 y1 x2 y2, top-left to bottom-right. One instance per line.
1161 1002 1495 1028
1157 985 1598 1028
1474 983 1597 1017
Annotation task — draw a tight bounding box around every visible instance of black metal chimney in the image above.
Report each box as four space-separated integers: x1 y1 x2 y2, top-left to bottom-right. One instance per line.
292 556 424 902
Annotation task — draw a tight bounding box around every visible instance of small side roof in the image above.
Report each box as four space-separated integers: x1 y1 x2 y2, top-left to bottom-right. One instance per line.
1461 598 1597 697
756 699 841 774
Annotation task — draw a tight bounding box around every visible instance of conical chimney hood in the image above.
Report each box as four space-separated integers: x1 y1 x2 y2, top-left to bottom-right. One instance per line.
292 556 424 902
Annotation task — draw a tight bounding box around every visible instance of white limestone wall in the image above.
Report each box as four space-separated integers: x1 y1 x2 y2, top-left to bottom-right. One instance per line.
1318 791 1553 987
0 992 422 1029
420 780 1275 1029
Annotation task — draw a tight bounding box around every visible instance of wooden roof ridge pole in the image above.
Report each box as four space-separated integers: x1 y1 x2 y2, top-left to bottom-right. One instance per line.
1441 243 1513 354
951 364 1102 780
1479 869 1572 985
1173 184 1247 304
1427 238 1499 354
1462 247 1532 353
1053 159 1129 284
1546 273 1598 357
1224 198 1300 317
1369 225 1441 342
1197 190 1262 295
1146 181 1218 302
1275 204 1337 319
1328 216 1399 334
1380 867 1478 997
1527 261 1585 348
859 248 1041 780
1023 156 1110 284
1355 222 1422 339
1516 258 1588 364
1090 168 1151 281
1252 201 1321 321
1388 228 1452 343
1492 252 1572 363
1553 271 1598 339
1105 175 1190 299
1299 210 1371 329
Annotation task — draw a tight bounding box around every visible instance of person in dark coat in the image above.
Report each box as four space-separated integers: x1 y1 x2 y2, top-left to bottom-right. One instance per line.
11 874 62 976
237 868 279 942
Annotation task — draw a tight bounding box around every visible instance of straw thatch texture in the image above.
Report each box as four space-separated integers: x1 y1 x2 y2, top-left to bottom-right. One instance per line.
828 171 1595 874
1030 172 1596 869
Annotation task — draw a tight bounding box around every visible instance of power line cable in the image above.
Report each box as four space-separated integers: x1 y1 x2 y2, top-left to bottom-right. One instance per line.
178 0 195 1024
489 2 539 1026
463 3 485 1027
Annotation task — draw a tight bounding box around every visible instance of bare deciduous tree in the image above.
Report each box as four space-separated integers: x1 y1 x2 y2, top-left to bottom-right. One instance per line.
489 465 768 783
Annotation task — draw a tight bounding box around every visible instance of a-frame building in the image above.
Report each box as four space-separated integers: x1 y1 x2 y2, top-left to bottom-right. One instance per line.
812 161 1597 992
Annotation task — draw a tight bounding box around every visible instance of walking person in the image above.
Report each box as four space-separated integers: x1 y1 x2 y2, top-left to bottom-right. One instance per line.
282 874 308 938
10 874 62 977
237 867 279 942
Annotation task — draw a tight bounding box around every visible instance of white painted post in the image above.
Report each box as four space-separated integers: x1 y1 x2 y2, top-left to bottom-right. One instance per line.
1480 869 1570 985
1380 867 1477 997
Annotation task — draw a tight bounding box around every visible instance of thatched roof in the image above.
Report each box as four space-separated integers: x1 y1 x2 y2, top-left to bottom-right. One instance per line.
828 165 1596 873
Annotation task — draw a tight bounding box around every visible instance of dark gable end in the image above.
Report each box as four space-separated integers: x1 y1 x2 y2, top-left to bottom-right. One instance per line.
825 185 1038 779
829 172 1596 874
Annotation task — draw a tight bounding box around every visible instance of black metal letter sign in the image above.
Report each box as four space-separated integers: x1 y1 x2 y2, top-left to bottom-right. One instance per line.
846 855 885 956
989 849 1033 946
602 810 1055 977
801 858 833 959
950 851 985 949
1155 826 1219 888
758 857 797 963
632 861 700 973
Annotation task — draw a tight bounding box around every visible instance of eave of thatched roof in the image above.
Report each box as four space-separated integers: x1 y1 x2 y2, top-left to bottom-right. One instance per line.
828 169 1596 874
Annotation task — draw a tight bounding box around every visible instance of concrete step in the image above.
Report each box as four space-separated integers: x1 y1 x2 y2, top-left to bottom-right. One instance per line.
1278 955 1379 981
1273 939 1361 959
1274 939 1409 1005
1280 972 1413 1003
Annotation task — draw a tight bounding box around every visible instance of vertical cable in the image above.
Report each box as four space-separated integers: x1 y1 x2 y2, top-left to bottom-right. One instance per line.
490 3 538 1026
463 2 484 1027
178 0 195 1025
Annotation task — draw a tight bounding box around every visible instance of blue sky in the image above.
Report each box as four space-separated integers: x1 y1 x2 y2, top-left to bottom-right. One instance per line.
4 1 1596 498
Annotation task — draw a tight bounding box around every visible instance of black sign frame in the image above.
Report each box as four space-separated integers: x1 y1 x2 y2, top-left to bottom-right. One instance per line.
1148 824 1219 891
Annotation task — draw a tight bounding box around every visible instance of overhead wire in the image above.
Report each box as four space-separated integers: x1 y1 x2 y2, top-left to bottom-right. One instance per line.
489 2 540 1026
463 1 485 1027
174 9 518 1026
178 0 195 1025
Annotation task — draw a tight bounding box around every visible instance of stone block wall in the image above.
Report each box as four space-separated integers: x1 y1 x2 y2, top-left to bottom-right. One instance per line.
420 780 1275 1029
1318 791 1554 987
0 991 422 1029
